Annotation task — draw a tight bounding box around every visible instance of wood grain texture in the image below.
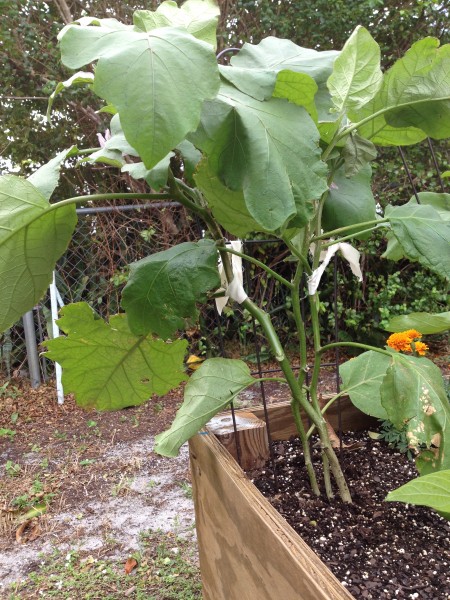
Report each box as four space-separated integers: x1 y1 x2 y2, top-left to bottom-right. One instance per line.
249 395 376 441
206 411 269 470
189 429 355 600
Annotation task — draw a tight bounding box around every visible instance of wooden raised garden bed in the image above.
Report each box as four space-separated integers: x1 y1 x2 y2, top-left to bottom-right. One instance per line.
189 397 374 600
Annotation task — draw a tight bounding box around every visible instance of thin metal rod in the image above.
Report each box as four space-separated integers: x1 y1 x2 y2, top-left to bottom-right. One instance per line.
230 401 242 466
23 311 41 388
216 47 240 60
426 138 446 193
333 254 343 453
397 146 420 203
244 242 278 485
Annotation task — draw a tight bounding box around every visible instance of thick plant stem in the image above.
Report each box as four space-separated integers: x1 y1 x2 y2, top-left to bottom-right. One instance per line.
291 398 320 496
322 453 334 500
308 291 352 503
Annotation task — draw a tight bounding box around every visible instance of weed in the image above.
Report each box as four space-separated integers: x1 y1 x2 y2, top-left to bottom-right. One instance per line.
31 443 41 452
8 531 201 599
111 476 134 497
53 430 67 441
178 481 193 499
5 460 21 477
87 420 97 428
11 478 55 510
377 419 415 460
0 381 20 399
10 411 19 424
0 428 16 439
79 458 96 466
153 401 163 414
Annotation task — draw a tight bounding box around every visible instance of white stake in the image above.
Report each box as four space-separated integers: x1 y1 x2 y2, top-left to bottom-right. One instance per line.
49 272 64 405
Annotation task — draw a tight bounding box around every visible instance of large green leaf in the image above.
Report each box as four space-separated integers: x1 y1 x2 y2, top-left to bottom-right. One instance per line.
192 81 327 231
327 26 382 113
219 65 276 102
45 302 188 410
27 146 78 200
322 164 377 239
386 470 450 519
175 140 202 186
133 0 220 49
122 153 174 189
387 312 450 335
154 358 255 457
349 38 450 145
0 176 77 333
59 22 220 169
194 159 264 237
342 349 450 475
382 192 450 262
121 240 220 339
273 70 318 121
230 37 339 121
341 133 377 178
385 201 450 278
340 350 390 419
380 354 450 474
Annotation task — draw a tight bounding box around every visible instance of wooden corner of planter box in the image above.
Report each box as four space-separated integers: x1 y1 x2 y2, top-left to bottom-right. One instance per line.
188 399 361 600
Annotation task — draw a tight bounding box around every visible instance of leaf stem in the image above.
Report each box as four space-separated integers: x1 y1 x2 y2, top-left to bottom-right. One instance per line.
217 246 293 289
311 218 388 242
51 192 172 210
319 341 393 357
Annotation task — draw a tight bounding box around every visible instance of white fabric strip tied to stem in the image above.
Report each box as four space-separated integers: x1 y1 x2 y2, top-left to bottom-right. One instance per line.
308 242 363 296
215 240 248 315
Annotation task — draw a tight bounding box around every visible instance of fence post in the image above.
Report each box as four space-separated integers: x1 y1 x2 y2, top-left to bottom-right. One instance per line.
23 310 41 388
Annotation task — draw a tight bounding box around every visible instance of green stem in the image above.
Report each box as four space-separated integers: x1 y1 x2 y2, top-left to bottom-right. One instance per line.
218 247 293 289
319 341 393 357
306 390 347 439
322 453 334 500
242 298 321 495
311 218 388 242
283 237 312 275
321 226 379 247
291 261 308 387
52 192 172 210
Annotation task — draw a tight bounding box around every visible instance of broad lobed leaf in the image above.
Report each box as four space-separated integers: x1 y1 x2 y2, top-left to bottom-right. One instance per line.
386 470 450 519
349 37 450 145
121 240 220 339
341 350 450 474
327 25 382 114
59 22 220 169
191 81 327 231
154 358 255 457
0 176 77 333
45 302 188 410
385 201 450 278
387 312 450 335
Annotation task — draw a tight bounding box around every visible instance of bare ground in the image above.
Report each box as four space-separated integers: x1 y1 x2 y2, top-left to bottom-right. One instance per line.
0 383 196 591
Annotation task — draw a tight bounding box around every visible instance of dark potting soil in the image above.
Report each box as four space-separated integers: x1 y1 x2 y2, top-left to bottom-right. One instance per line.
252 433 450 600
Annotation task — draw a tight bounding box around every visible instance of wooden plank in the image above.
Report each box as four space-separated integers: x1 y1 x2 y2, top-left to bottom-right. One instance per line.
189 431 355 600
206 411 269 470
248 396 376 441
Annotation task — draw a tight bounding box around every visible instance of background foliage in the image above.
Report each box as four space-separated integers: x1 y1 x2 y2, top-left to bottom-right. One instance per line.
0 0 448 361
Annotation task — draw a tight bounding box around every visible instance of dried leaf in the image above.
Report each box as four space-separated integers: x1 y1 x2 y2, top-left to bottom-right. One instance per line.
16 518 41 544
124 557 138 574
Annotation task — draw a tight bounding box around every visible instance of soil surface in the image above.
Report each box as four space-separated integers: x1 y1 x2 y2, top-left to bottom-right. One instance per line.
253 433 450 600
0 382 196 591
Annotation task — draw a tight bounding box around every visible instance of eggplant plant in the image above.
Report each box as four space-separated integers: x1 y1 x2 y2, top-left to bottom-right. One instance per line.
1 0 449 504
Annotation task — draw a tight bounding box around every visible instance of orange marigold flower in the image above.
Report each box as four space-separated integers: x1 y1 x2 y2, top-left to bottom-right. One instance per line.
386 330 426 354
403 329 422 340
413 341 429 356
386 332 413 352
